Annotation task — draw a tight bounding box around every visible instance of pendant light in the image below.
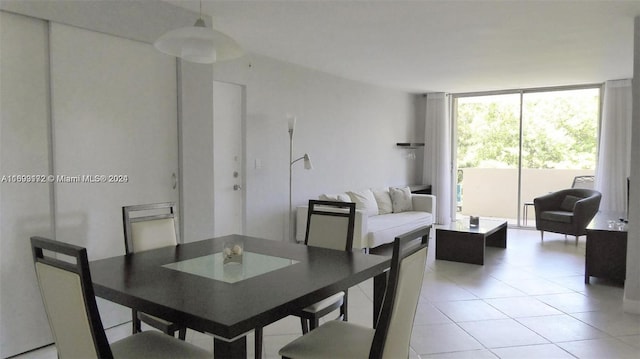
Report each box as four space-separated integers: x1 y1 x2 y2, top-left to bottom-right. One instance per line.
154 0 242 64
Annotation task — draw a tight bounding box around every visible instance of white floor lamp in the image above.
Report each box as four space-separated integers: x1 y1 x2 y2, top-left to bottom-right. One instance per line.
289 116 313 242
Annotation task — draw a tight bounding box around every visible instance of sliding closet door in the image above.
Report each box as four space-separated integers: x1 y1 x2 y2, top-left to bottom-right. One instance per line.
50 23 178 326
0 11 54 358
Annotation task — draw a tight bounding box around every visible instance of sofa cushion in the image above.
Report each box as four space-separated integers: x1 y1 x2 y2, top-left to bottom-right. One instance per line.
540 210 573 223
367 211 432 248
347 189 379 217
390 187 413 213
560 195 581 211
319 193 351 202
371 188 393 215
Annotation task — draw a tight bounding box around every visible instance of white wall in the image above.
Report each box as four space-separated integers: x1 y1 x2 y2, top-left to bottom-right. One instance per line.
178 62 216 243
212 55 420 241
0 1 216 356
0 12 54 356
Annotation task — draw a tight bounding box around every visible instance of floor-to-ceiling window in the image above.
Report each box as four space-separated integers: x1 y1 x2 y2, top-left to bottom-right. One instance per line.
454 86 600 227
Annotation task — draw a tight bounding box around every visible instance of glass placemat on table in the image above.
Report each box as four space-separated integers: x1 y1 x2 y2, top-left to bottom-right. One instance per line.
162 252 299 284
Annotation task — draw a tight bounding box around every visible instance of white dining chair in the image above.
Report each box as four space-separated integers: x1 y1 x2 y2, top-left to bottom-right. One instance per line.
30 236 212 359
294 200 356 333
279 225 431 359
122 202 187 340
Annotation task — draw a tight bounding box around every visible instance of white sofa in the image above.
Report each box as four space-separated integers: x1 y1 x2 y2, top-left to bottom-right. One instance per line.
295 187 436 251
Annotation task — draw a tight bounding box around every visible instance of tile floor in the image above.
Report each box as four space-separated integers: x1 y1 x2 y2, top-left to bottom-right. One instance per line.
15 227 640 359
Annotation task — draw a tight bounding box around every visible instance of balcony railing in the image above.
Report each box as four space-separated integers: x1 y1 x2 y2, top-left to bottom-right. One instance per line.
457 168 595 227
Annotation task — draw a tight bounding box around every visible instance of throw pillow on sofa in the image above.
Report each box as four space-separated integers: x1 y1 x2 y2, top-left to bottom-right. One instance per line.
347 189 379 216
390 186 413 213
319 193 351 202
371 188 393 215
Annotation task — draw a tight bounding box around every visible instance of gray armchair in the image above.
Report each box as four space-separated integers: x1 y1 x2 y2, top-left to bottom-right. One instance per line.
534 188 601 244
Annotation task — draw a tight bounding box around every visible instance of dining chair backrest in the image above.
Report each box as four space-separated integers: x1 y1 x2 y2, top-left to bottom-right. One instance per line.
122 202 179 254
571 175 595 190
31 236 112 359
304 200 356 251
370 225 431 359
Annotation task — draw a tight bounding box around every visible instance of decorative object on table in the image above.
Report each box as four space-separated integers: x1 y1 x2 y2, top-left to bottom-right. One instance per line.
154 0 242 64
469 216 479 228
221 239 246 286
223 240 244 264
288 115 313 242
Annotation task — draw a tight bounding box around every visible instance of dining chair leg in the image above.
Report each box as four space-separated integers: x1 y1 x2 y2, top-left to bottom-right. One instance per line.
300 318 309 334
131 310 141 334
309 317 320 332
255 327 263 359
341 291 349 321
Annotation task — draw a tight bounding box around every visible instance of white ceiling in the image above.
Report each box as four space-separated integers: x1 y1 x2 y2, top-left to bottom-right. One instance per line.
164 0 640 94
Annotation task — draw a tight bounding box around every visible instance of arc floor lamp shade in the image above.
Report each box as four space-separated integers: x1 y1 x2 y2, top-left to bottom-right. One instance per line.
154 18 242 64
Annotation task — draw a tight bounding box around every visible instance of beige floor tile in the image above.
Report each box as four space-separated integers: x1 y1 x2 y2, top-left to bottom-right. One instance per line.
421 349 498 358
517 314 608 342
410 323 483 355
557 337 640 359
433 299 508 322
484 296 563 318
490 343 575 358
458 318 549 348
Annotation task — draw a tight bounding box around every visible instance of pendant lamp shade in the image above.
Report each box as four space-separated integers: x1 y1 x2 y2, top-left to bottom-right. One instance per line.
154 18 242 64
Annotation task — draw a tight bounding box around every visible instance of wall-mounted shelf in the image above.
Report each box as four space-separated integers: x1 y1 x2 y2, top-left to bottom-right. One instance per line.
396 142 424 149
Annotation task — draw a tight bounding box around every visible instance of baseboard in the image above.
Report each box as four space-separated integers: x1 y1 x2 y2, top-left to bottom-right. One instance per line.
623 295 640 314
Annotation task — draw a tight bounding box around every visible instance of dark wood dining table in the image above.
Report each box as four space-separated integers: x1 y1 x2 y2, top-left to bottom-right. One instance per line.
90 234 390 358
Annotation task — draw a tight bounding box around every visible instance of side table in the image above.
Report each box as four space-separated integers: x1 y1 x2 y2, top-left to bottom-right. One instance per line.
522 201 534 226
585 211 627 284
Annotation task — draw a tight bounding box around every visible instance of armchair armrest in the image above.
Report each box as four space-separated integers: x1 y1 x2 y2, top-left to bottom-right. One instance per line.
573 195 601 230
352 209 368 250
412 194 436 217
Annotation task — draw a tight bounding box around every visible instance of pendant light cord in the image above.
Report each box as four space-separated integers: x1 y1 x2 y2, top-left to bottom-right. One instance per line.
194 0 206 28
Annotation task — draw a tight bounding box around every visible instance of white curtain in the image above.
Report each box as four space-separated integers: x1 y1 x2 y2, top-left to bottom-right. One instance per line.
423 93 452 224
595 79 632 213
